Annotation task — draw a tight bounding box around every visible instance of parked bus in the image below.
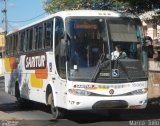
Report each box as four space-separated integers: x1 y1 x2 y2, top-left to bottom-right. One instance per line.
4 10 148 119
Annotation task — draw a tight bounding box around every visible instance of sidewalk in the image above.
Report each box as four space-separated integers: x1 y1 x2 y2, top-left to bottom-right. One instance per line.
0 111 17 120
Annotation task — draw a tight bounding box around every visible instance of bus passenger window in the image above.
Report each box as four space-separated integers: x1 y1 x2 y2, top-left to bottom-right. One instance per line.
34 24 45 50
8 36 13 55
38 26 43 49
17 32 21 53
7 37 11 55
44 21 53 48
5 38 9 55
13 34 18 55
55 17 66 79
20 31 26 52
28 29 33 51
6 37 9 55
10 36 14 55
35 27 39 50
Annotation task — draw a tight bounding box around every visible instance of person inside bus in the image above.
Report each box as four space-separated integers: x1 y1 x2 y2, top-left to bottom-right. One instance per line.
111 45 127 60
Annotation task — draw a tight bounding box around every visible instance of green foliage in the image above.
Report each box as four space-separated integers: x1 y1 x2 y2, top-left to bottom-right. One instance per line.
107 1 129 10
43 0 104 13
43 0 159 14
111 1 128 7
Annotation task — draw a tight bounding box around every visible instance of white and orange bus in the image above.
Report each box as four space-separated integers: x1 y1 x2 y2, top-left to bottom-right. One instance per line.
4 10 148 119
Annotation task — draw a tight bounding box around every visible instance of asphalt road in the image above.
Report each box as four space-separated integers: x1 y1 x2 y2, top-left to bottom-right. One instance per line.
1 77 160 126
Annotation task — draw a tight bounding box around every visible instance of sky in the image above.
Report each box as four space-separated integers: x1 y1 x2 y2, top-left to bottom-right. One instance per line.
0 0 47 32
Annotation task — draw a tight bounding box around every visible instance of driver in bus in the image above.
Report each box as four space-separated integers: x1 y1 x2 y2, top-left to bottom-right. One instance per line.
111 45 127 60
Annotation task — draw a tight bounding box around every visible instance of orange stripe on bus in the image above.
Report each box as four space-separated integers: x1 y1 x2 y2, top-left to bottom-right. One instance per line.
9 57 17 69
35 67 48 79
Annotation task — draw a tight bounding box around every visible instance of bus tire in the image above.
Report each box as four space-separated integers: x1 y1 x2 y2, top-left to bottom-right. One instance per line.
108 109 121 120
49 93 65 119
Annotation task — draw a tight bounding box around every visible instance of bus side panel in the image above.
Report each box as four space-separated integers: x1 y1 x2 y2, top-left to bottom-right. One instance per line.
4 57 18 96
15 51 68 106
47 51 68 109
18 54 47 104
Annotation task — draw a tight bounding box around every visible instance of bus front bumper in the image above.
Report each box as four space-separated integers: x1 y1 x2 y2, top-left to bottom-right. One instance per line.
66 94 147 110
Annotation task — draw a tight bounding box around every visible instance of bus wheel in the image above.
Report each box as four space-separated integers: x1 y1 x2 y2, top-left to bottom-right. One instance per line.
50 93 65 119
108 109 121 120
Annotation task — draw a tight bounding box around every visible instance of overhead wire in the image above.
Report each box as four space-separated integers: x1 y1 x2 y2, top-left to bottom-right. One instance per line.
8 12 47 23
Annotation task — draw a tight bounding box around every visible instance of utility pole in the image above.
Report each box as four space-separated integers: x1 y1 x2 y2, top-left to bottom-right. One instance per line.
2 0 7 57
1 0 7 76
2 0 7 38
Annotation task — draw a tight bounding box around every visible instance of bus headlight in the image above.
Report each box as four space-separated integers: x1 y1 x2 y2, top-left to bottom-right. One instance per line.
130 88 147 95
69 89 92 96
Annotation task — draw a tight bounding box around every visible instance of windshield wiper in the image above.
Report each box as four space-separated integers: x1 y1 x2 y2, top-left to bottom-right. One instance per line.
91 53 133 82
114 57 132 82
91 53 108 82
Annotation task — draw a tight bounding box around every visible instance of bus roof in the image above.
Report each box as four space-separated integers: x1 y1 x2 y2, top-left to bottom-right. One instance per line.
55 10 121 17
7 10 138 35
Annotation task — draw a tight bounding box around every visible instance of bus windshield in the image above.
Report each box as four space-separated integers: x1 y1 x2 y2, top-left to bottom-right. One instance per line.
66 17 147 83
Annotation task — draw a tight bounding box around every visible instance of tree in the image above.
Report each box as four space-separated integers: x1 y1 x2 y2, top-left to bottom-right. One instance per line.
43 0 103 13
44 0 76 13
43 0 160 14
43 0 129 13
118 0 160 14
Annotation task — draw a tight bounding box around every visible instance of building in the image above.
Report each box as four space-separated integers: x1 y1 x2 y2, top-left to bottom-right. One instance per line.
139 10 160 40
0 32 5 76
